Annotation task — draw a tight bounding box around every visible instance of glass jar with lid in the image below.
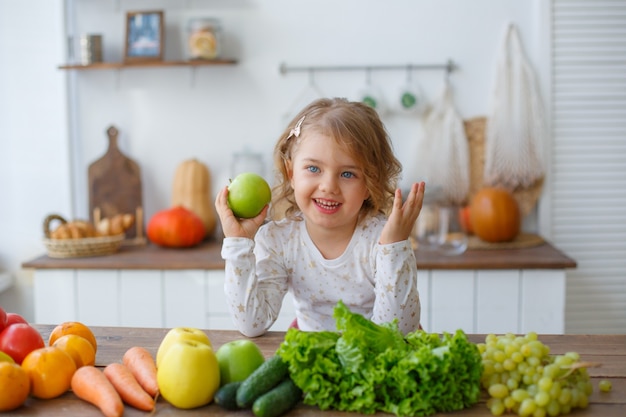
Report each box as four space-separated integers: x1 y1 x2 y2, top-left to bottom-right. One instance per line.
187 18 222 60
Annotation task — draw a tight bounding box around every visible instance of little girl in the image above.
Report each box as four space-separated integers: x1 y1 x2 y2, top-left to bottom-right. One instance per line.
215 97 425 337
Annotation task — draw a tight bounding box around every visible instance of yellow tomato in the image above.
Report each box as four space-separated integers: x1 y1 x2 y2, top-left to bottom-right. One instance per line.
48 321 98 353
0 362 30 411
52 334 96 368
21 346 76 399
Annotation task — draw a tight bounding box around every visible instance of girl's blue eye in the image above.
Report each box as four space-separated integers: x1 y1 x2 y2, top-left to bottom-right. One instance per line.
341 171 355 178
307 166 320 173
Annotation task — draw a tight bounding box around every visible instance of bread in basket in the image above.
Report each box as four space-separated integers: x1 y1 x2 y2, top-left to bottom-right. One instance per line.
42 214 133 258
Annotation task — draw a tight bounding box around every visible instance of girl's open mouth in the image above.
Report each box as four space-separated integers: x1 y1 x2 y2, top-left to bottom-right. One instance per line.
314 198 341 212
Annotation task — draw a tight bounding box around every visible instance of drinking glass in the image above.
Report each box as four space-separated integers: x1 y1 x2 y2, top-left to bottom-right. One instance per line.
412 204 440 252
436 206 468 256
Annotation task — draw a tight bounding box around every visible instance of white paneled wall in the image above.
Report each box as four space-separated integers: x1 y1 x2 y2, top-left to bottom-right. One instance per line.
551 0 626 333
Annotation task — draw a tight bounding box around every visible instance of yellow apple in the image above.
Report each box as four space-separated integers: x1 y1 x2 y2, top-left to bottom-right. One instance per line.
157 340 220 409
156 327 212 367
0 350 15 363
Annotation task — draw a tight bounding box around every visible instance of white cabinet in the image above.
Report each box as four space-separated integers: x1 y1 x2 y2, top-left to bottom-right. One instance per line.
33 269 296 331
26 240 574 334
418 269 565 334
33 267 565 334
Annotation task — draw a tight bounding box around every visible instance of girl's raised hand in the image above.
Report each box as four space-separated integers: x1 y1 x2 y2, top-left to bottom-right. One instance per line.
379 182 425 245
214 186 268 239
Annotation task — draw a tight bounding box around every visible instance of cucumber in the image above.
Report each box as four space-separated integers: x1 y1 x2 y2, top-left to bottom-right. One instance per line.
252 378 303 417
236 354 289 408
214 381 242 410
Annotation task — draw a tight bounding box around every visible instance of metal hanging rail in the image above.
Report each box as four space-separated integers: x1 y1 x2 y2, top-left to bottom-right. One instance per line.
279 59 456 75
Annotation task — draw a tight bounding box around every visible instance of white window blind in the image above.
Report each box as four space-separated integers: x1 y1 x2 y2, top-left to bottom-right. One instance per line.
552 0 626 333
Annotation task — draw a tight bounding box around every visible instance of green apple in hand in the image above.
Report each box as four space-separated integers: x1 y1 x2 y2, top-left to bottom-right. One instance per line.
156 327 212 367
157 340 220 409
216 339 265 386
227 173 271 218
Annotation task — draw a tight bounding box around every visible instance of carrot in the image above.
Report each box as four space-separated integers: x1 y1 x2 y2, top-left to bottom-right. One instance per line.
103 363 155 411
71 366 124 417
122 346 159 398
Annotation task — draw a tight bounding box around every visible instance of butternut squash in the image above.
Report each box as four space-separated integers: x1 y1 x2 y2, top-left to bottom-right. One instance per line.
171 159 216 237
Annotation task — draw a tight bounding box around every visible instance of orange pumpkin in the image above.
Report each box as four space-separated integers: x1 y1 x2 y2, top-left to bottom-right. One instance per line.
147 206 206 248
469 188 521 243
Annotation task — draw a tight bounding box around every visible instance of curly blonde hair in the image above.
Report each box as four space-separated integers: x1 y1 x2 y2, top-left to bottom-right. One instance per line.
270 97 402 222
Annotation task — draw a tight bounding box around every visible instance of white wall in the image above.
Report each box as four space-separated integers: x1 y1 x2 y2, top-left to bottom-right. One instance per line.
0 0 544 321
0 0 69 319
65 0 540 219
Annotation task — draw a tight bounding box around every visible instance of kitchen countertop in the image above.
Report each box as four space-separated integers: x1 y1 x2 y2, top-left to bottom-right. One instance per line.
15 325 626 416
22 237 576 271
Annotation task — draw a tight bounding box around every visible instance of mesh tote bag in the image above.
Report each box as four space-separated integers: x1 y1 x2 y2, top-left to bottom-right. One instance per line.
483 23 547 190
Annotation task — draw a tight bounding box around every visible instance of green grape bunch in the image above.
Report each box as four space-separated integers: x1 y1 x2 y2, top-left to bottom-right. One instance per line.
477 332 594 417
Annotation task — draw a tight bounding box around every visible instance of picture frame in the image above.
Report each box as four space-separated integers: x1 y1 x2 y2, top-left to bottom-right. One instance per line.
124 10 164 62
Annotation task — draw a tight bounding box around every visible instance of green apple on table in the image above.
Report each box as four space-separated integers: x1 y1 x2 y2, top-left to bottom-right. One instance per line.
156 327 212 367
216 339 265 386
0 351 14 363
227 172 271 219
157 340 220 409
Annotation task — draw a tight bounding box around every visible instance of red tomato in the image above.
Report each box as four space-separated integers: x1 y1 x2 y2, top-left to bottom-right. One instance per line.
0 307 7 333
5 313 27 327
458 206 474 235
0 323 45 364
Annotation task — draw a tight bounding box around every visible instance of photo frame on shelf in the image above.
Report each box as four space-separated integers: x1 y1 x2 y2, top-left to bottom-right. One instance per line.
124 10 164 62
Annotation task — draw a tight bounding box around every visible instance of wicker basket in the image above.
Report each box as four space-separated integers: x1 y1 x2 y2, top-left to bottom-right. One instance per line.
42 214 124 258
465 117 544 216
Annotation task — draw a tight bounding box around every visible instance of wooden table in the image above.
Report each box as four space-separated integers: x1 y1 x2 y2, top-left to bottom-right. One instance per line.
14 326 624 416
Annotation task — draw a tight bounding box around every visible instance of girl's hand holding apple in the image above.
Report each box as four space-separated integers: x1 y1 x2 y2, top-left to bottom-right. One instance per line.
214 173 271 240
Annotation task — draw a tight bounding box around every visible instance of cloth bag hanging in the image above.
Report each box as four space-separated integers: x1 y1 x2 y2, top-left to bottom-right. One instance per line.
483 23 546 189
413 82 470 205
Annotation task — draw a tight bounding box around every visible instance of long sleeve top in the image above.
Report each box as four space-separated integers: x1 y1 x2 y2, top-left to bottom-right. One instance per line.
220 214 421 337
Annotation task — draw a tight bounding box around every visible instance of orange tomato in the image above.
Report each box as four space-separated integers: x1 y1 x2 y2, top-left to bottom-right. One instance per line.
0 362 30 411
49 321 97 353
21 346 76 399
52 334 96 368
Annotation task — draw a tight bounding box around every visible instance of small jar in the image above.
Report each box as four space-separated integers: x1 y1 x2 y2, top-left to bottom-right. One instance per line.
78 34 103 65
187 18 222 60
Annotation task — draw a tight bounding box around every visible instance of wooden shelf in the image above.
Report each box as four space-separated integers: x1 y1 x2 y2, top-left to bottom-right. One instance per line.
58 58 238 70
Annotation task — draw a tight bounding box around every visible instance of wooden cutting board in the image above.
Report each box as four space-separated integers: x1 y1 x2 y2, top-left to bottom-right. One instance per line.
88 125 144 242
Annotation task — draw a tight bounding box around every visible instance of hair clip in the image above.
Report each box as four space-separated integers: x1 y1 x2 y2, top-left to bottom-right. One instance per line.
287 115 305 140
